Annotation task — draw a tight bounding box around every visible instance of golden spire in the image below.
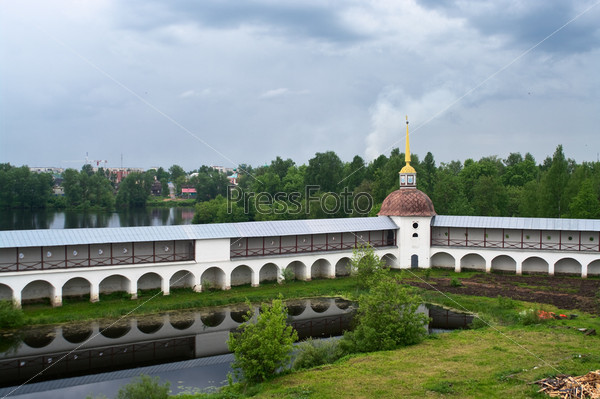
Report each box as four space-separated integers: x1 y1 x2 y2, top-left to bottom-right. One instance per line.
400 115 416 173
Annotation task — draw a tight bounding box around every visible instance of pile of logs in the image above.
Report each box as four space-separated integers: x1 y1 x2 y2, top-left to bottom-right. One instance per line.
536 370 600 398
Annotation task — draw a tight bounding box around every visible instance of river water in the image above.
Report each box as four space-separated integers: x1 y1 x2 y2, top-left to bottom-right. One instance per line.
0 207 196 231
0 299 473 398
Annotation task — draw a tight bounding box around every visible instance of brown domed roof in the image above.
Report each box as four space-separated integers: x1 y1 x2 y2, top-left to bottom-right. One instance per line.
378 188 436 217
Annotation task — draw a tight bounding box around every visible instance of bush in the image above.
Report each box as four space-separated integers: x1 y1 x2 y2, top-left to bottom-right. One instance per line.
340 272 429 354
282 266 295 283
227 295 298 383
0 301 24 329
110 374 170 399
293 338 343 370
450 277 462 287
350 245 387 290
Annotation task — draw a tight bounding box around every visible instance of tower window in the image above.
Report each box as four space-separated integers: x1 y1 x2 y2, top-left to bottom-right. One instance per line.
412 233 418 238
412 222 419 229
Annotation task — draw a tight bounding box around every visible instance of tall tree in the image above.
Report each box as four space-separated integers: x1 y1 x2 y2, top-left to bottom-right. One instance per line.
539 145 569 217
304 151 344 193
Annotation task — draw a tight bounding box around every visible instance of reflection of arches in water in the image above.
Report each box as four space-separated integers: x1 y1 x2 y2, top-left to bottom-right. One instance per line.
138 321 164 334
23 327 56 348
201 312 226 327
334 298 351 310
310 300 331 313
286 300 306 316
62 325 93 344
170 318 195 331
230 308 251 324
99 323 131 339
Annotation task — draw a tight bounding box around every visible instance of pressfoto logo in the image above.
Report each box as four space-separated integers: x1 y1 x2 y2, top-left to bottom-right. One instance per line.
227 185 373 216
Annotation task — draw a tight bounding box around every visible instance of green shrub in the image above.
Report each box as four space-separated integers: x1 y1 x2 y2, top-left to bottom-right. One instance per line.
450 277 462 287
350 245 387 289
496 295 517 309
0 301 24 329
340 272 429 354
293 338 343 370
227 295 298 383
116 375 170 399
282 266 295 283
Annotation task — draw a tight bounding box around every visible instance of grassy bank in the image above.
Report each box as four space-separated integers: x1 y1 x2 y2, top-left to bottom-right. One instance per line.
216 325 600 399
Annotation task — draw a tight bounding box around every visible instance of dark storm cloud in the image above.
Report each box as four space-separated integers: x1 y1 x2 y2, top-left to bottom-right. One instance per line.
117 0 369 44
417 0 600 54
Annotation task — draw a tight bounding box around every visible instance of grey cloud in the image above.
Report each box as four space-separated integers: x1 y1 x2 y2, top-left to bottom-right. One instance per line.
117 0 369 44
416 0 600 54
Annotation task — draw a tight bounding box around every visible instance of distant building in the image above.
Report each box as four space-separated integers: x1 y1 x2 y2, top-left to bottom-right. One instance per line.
211 165 234 174
151 180 162 196
181 187 197 198
29 167 64 174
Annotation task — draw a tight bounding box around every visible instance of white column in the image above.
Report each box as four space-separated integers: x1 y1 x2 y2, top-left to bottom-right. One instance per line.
251 269 260 287
52 285 62 307
161 278 170 296
224 272 231 290
13 289 22 309
129 279 138 300
90 283 100 303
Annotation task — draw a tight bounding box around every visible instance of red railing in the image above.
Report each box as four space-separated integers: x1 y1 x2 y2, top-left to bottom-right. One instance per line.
230 234 394 258
0 249 194 273
431 237 600 253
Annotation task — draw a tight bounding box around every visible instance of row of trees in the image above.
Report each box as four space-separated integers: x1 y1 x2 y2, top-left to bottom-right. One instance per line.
195 145 600 222
2 144 599 217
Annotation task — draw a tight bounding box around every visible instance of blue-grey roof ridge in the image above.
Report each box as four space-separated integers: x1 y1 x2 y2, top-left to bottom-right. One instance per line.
432 215 600 232
0 217 398 248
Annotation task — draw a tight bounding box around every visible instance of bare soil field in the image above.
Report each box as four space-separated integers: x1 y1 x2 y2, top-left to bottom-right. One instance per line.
408 273 600 315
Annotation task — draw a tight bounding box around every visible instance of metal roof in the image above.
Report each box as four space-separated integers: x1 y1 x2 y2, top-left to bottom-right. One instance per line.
0 217 398 249
432 215 600 232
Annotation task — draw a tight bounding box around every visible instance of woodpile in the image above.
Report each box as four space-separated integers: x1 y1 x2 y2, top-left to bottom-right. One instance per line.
536 370 600 398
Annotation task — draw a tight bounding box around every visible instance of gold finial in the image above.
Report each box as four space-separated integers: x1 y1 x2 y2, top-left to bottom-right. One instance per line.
400 115 416 174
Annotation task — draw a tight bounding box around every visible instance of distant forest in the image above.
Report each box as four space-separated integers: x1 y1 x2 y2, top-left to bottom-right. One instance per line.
1 144 599 222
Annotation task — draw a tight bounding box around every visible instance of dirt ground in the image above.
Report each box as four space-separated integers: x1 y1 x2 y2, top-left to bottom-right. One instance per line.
407 273 600 315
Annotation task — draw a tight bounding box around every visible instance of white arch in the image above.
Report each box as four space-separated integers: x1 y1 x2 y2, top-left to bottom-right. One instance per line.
521 256 549 274
335 257 351 277
286 260 308 281
137 272 163 293
431 252 455 269
588 259 600 276
491 255 517 273
231 265 253 287
554 258 581 276
0 283 13 301
99 274 132 296
201 267 226 290
22 280 57 306
62 277 91 300
169 270 196 290
259 262 279 284
311 258 333 279
460 253 486 271
381 253 397 268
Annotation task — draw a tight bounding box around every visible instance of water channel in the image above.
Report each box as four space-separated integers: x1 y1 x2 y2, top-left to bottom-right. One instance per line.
0 207 196 231
0 298 473 398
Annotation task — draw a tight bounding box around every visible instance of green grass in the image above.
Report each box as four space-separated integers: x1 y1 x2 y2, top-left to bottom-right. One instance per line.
183 323 600 399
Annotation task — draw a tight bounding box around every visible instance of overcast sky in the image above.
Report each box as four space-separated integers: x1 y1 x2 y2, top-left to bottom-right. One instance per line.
1 1 599 172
